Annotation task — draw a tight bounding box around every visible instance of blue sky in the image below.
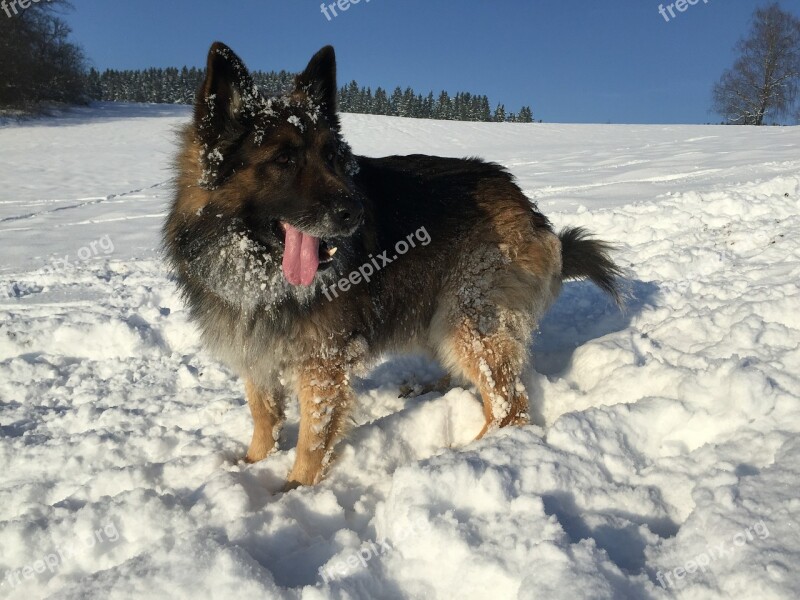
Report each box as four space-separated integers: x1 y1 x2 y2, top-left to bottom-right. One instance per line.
64 0 800 124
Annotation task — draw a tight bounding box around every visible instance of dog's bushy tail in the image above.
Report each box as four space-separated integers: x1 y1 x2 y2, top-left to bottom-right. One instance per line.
559 226 624 306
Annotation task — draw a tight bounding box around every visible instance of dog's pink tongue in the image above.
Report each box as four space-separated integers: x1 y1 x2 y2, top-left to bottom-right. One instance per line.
282 223 320 286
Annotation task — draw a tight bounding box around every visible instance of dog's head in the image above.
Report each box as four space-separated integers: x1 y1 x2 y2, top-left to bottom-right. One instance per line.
193 42 363 287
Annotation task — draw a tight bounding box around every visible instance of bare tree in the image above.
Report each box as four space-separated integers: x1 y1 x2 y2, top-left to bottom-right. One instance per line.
712 3 800 125
0 0 87 110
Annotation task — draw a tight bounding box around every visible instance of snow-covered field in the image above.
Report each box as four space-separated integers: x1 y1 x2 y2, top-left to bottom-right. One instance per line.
1 104 799 599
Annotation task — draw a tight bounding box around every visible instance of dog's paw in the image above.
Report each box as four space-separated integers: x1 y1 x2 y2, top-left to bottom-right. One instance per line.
244 447 272 464
244 438 279 464
505 412 530 428
476 412 530 439
243 453 261 465
399 374 451 398
398 383 420 398
283 473 319 491
282 479 302 493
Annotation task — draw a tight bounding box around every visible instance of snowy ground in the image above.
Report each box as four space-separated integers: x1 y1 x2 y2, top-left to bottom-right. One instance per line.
1 103 799 599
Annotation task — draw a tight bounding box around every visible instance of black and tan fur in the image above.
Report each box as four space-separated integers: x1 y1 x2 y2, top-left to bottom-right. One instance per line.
164 42 622 488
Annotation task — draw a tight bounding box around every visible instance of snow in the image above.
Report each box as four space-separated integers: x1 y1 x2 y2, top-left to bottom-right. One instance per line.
1 103 799 599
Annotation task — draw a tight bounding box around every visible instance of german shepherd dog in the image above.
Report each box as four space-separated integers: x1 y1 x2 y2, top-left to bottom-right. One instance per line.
164 42 622 489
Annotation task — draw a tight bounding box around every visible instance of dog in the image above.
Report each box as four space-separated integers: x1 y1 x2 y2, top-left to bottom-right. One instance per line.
164 42 622 489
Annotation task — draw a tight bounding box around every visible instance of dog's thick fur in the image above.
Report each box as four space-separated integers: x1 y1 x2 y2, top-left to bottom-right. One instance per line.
164 43 622 488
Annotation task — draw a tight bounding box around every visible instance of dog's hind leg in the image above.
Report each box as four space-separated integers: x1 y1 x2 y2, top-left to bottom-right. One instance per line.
433 240 561 439
244 379 285 463
285 361 354 489
446 320 532 439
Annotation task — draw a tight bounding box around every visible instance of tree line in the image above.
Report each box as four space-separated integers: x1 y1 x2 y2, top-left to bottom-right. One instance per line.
0 1 534 123
85 67 536 122
0 0 535 123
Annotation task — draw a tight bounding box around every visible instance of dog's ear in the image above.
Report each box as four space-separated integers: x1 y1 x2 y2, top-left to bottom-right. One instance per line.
195 42 255 147
295 46 338 120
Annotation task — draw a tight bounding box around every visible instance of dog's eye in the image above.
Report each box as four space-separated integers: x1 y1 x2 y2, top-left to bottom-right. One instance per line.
323 148 336 166
275 152 292 165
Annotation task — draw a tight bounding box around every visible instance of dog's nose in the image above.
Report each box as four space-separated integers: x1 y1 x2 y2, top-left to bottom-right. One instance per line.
332 200 364 229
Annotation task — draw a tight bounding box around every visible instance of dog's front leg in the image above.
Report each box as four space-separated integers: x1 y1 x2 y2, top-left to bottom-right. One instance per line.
244 379 285 463
286 360 353 489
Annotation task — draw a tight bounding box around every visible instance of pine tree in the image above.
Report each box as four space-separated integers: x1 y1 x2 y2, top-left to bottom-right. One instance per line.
436 91 451 119
85 68 102 101
389 87 404 116
374 87 390 115
518 106 534 123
